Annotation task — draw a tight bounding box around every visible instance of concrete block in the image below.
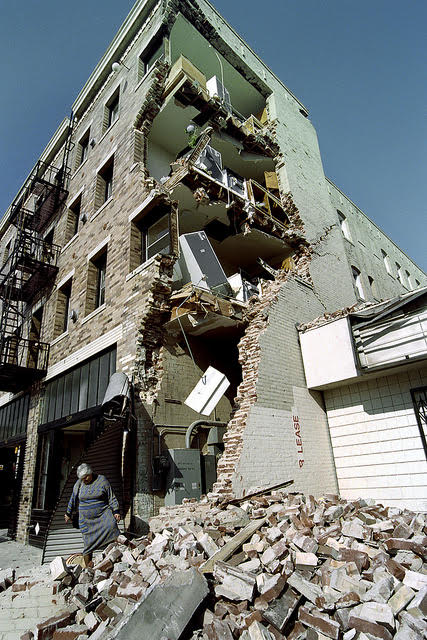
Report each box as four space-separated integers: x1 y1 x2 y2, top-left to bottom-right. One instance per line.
262 587 301 632
295 552 317 570
214 562 256 601
287 572 325 607
358 602 394 632
394 623 423 640
361 577 394 603
246 620 276 640
298 606 340 640
347 613 393 640
403 570 427 591
406 585 427 617
50 558 69 581
113 568 209 640
388 584 415 615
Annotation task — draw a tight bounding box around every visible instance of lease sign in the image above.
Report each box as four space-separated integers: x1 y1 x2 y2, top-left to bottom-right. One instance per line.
292 413 304 468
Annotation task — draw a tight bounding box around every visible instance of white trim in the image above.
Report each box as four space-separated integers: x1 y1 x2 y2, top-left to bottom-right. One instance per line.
71 156 88 179
61 233 79 253
128 190 159 222
87 236 111 262
56 269 75 291
95 146 118 175
81 303 106 325
67 186 85 208
90 196 114 222
98 116 120 146
125 254 157 281
50 331 69 347
45 324 123 381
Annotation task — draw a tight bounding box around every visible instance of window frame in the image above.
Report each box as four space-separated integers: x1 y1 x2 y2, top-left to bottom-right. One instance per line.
95 156 115 210
104 88 120 132
137 36 164 83
77 128 90 168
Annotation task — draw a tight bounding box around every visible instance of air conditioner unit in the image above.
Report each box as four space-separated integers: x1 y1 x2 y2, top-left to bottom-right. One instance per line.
206 76 232 113
223 168 246 198
195 145 223 183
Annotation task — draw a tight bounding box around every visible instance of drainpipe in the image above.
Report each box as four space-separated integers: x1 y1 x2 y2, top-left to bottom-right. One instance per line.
185 420 227 449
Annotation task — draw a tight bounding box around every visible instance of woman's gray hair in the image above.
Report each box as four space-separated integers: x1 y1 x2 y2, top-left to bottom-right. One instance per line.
77 463 93 479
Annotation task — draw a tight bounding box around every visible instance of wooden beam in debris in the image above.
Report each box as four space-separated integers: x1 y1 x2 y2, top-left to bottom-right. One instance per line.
220 479 294 507
200 517 267 574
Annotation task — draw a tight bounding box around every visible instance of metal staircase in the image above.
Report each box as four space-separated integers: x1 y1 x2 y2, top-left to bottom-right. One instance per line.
0 144 72 392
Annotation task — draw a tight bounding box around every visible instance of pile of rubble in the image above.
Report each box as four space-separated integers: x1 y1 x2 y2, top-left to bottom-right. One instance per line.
14 491 427 639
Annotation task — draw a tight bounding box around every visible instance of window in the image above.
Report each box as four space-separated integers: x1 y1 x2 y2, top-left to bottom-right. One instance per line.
337 210 352 242
86 248 107 315
396 262 406 287
381 249 392 275
54 279 72 337
2 240 11 267
103 88 120 132
138 37 163 82
94 252 107 308
130 208 170 271
415 279 421 288
95 156 114 210
368 276 378 299
352 266 365 300
66 195 81 243
75 128 90 169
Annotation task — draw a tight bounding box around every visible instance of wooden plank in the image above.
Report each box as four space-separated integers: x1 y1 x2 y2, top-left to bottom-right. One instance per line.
220 479 294 507
200 517 267 574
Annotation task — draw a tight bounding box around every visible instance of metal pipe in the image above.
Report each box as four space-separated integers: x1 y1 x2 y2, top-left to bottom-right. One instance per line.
185 420 227 449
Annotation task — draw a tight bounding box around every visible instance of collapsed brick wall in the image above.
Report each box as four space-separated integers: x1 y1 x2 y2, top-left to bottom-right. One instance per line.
212 235 312 501
133 254 175 404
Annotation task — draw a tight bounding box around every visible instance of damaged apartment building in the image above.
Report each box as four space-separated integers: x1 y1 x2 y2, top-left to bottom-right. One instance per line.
0 0 425 560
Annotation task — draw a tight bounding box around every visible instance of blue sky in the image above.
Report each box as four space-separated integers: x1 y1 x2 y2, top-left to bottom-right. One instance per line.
0 0 425 270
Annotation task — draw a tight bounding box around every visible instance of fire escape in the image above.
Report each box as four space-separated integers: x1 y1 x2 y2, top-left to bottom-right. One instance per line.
0 157 70 392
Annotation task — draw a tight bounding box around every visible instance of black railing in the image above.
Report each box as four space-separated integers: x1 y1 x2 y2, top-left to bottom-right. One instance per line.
0 336 49 372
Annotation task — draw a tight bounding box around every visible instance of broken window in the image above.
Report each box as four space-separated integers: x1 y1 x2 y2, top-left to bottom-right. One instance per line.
337 210 352 242
351 266 365 300
396 262 407 287
381 249 392 275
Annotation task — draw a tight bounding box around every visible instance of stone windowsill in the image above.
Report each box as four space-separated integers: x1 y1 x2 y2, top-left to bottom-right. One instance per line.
61 233 79 254
125 255 158 282
90 197 114 222
81 303 106 325
50 330 69 347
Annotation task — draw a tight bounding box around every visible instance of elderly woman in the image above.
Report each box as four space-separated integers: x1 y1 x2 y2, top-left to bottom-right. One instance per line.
64 463 121 557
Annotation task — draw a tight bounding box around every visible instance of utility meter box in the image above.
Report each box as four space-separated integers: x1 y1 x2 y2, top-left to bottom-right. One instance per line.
165 449 202 506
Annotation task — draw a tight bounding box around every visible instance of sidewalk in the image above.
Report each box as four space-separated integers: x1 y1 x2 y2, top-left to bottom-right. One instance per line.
0 530 71 640
0 530 43 577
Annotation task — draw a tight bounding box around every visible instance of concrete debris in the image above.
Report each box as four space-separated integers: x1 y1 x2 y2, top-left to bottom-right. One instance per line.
1 490 423 640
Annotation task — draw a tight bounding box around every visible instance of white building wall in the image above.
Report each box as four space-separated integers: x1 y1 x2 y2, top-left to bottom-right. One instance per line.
325 366 427 512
